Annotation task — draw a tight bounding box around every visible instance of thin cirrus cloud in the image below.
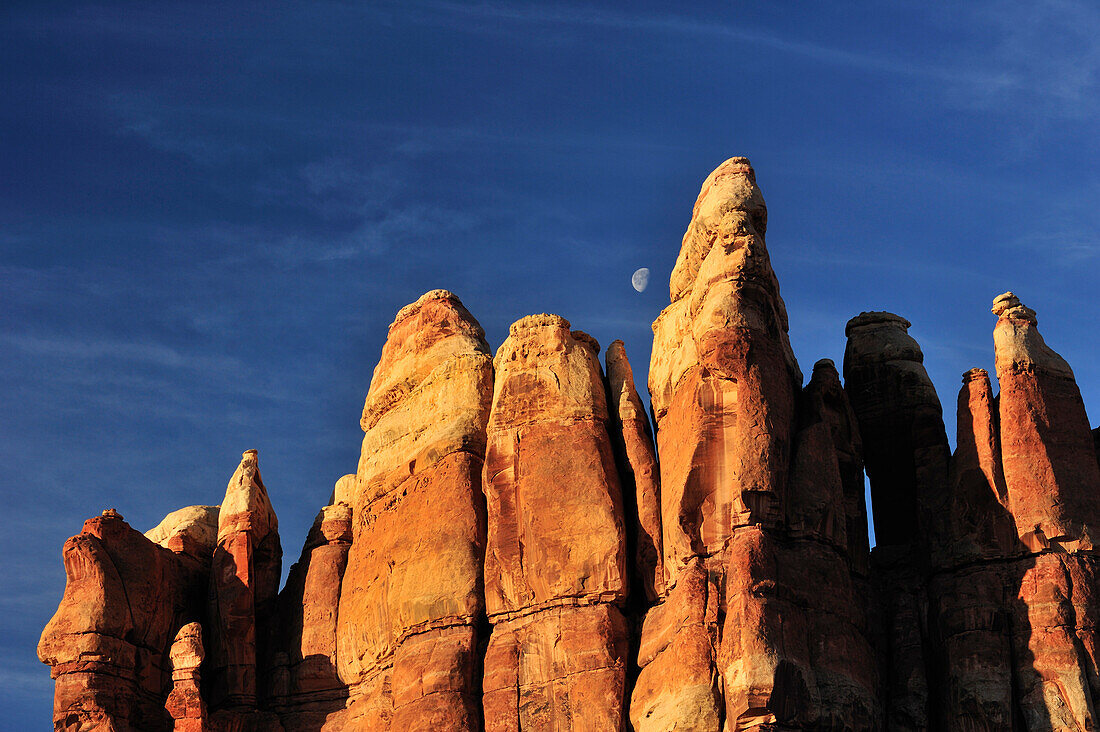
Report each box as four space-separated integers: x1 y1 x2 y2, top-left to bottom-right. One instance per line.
399 0 1098 114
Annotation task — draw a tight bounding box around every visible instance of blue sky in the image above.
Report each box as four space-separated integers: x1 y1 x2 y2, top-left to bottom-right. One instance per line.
3 1 1099 726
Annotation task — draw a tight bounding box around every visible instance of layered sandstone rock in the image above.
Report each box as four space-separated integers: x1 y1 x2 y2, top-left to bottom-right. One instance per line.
206 449 282 717
649 158 800 574
605 338 665 602
795 359 871 570
843 311 951 551
146 505 220 560
992 293 1100 727
847 295 1100 730
481 315 629 731
39 510 204 732
166 622 207 731
924 369 1019 730
843 311 951 730
636 157 877 730
993 291 1100 552
629 559 721 730
336 289 492 731
271 502 353 729
40 159 1100 732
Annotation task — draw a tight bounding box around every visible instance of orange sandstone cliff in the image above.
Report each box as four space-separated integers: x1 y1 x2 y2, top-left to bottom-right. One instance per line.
40 159 1100 731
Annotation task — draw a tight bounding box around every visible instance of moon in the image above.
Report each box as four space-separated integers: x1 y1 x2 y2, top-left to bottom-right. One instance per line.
631 267 650 293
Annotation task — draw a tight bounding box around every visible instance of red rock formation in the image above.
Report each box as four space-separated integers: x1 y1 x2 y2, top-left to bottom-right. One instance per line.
336 289 492 731
794 359 871 569
993 291 1100 552
847 295 1100 731
843 311 951 551
271 502 352 729
40 159 1100 732
628 559 721 729
992 293 1100 727
843 311 951 730
924 369 1018 730
637 157 877 730
605 338 665 602
166 622 207 731
206 449 282 721
481 315 629 731
39 509 209 731
649 159 800 574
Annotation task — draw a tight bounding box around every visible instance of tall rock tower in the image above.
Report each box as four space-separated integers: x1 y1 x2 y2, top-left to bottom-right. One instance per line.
335 289 493 730
37 158 1100 731
632 157 877 729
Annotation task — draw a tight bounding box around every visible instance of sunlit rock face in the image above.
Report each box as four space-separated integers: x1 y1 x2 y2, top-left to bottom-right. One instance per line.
606 338 665 603
335 289 493 731
39 160 1100 731
481 315 629 731
207 449 282 712
992 291 1100 552
636 157 878 730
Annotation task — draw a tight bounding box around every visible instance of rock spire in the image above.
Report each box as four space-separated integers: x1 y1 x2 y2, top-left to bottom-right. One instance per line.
38 162 1100 732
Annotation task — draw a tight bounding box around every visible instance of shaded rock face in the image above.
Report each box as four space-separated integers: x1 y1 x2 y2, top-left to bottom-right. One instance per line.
845 295 1100 730
39 510 206 732
270 502 352 729
842 310 951 729
39 160 1100 732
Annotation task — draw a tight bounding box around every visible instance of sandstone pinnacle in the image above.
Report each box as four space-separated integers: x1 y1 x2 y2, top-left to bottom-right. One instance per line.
38 160 1100 732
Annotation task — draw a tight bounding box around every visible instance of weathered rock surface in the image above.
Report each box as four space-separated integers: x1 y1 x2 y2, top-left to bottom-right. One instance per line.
270 502 352 729
207 449 282 716
844 311 951 551
40 160 1100 732
843 311 951 730
636 157 877 730
146 505 220 563
993 291 1100 552
847 295 1100 730
606 339 665 603
481 315 629 730
336 289 492 731
166 622 207 731
39 509 205 732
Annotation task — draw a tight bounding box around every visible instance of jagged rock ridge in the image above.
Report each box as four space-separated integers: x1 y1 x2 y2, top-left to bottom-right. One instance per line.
39 159 1100 731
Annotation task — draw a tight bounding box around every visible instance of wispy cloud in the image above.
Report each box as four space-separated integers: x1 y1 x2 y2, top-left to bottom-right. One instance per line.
999 181 1100 265
0 666 54 695
956 0 1100 110
405 1 994 82
396 0 1098 119
1 332 244 372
